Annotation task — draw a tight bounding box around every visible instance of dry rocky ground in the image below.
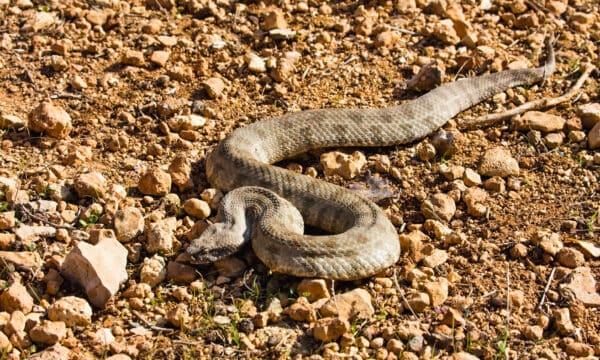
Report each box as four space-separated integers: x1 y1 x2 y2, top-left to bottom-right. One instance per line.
0 0 599 359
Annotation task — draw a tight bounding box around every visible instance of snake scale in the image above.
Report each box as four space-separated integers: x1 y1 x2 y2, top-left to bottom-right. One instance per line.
187 40 555 280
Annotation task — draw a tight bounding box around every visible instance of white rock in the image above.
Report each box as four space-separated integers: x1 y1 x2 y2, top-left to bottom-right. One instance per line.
140 255 167 287
47 296 92 327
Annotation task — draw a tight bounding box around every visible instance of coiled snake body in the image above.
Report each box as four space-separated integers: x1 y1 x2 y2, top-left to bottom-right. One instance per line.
187 42 555 280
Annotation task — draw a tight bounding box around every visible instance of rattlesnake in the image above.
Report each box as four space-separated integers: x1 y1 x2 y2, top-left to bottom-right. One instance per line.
187 40 555 280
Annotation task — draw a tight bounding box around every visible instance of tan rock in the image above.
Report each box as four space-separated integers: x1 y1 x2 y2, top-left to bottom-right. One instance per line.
0 282 33 314
0 211 15 230
441 307 466 327
589 121 600 149
375 31 400 48
166 303 190 328
284 297 316 322
28 102 72 139
121 50 145 67
5 310 25 336
514 111 565 132
405 292 430 313
183 199 211 219
313 317 349 341
149 50 170 67
166 261 197 284
319 288 374 320
0 331 11 353
559 267 600 307
422 248 448 268
86 9 109 26
297 279 330 302
145 217 176 253
439 164 465 180
201 77 225 99
398 230 429 264
433 19 460 44
21 11 55 32
479 146 519 177
565 342 594 357
74 172 107 199
142 18 163 34
61 231 128 307
522 325 543 340
320 151 367 180
29 320 66 345
262 10 287 31
138 168 171 196
556 247 585 268
0 251 42 270
553 308 574 335
577 103 600 129
214 256 246 278
168 155 192 192
463 187 488 217
47 296 92 327
463 168 482 187
421 193 456 222
423 278 449 306
140 255 167 287
114 207 144 242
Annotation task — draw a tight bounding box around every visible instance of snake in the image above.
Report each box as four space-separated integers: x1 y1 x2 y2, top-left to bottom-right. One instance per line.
187 39 555 280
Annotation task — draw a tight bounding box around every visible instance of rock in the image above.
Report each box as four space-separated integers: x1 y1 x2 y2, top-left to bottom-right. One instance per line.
433 19 460 44
245 53 266 73
577 103 600 129
556 247 585 268
262 10 287 31
423 278 449 306
183 199 211 219
589 121 600 149
462 187 488 217
21 11 55 32
0 114 25 129
463 168 482 187
284 297 316 322
201 77 225 99
86 9 109 26
522 325 544 340
416 142 437 161
441 307 466 327
565 342 594 357
166 261 197 284
0 211 15 229
431 130 463 156
560 267 600 307
5 310 25 335
422 248 448 268
320 151 367 180
61 231 128 307
0 251 42 270
449 352 480 360
214 256 246 278
544 132 564 149
313 317 349 342
398 230 428 263
29 320 66 345
47 296 92 327
568 130 586 142
121 50 145 67
140 255 167 287
30 344 71 359
483 176 506 193
0 331 10 353
514 111 565 132
74 172 107 199
509 243 528 258
168 155 192 192
15 224 56 244
319 289 374 320
407 64 444 92
28 102 72 139
149 50 170 67
421 193 456 222
145 217 176 253
142 18 162 34
297 279 330 302
405 292 430 313
166 303 190 328
0 282 33 314
167 114 206 132
439 164 465 180
114 207 144 242
553 308 575 335
533 230 563 255
478 147 519 177
138 168 171 196
375 31 400 48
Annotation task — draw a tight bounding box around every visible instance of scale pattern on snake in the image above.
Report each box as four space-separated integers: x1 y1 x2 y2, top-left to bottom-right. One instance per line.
187 41 555 280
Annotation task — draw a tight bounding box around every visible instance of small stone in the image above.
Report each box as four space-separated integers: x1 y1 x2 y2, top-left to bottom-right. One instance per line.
568 130 586 142
422 248 448 268
589 122 600 149
375 31 400 48
47 296 92 327
387 338 404 354
21 11 55 32
462 187 488 217
556 247 585 268
166 261 197 284
423 278 449 306
313 317 349 342
29 320 66 345
416 142 437 161
86 9 109 26
319 289 374 320
577 103 600 129
145 217 176 254
544 132 564 149
0 211 15 230
149 50 170 67
431 130 463 156
450 352 480 360
214 256 246 278
140 255 167 287
522 325 544 340
245 53 266 73
514 111 565 133
479 146 519 177
28 102 72 139
463 168 482 187
534 231 563 256
114 207 144 242
560 267 600 307
399 230 429 263
297 279 330 302
5 310 25 335
138 168 171 196
320 151 367 180
406 335 424 353
121 50 145 67
565 342 594 357
433 19 460 44
69 75 87 90
183 199 211 219
483 177 506 193
142 18 162 34
509 243 528 258
202 77 225 99
262 10 287 31
284 297 316 322
0 251 42 269
421 193 456 222
553 308 575 335
166 303 190 328
441 307 466 327
439 165 465 180
271 59 295 82
168 155 193 192
74 172 107 199
405 292 430 313
0 114 25 129
0 282 33 314
407 63 444 92
167 114 206 132
61 231 128 307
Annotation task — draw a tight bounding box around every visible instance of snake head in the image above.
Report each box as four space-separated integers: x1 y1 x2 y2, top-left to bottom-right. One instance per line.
186 222 246 264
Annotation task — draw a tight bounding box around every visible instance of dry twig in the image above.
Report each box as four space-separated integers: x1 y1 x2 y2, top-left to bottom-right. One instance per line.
538 266 557 311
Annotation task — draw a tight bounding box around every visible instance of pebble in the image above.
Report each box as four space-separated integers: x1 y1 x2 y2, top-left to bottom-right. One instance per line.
441 307 466 327
544 132 564 149
509 243 528 258
21 11 55 32
439 164 464 180
319 289 374 320
556 247 585 268
166 303 190 328
142 18 162 34
375 31 400 48
284 297 316 322
405 292 430 313
0 282 33 314
560 267 600 307
416 142 436 161
149 50 170 67
202 77 225 99
589 121 600 149
320 151 366 180
0 211 15 230
69 75 87 90
29 320 66 345
533 230 563 255
568 130 586 142
478 146 519 177
296 278 330 302
463 168 482 187
214 256 246 278
422 248 448 268
5 310 25 335
522 325 544 340
462 187 488 217
431 130 463 156
398 230 428 264
0 114 25 129
514 111 566 132
262 10 287 31
553 308 575 335
145 217 176 253
483 176 506 193
577 103 600 129
168 155 193 191
421 193 456 222
74 171 107 199
0 250 42 270
121 50 145 67
86 9 109 26
407 65 444 92
28 101 72 139
61 230 128 307
138 168 171 196
565 342 594 357
47 296 92 327
166 261 197 284
245 53 266 73
433 19 460 44
114 207 144 242
423 278 449 306
183 198 211 219
140 255 167 287
312 317 349 342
